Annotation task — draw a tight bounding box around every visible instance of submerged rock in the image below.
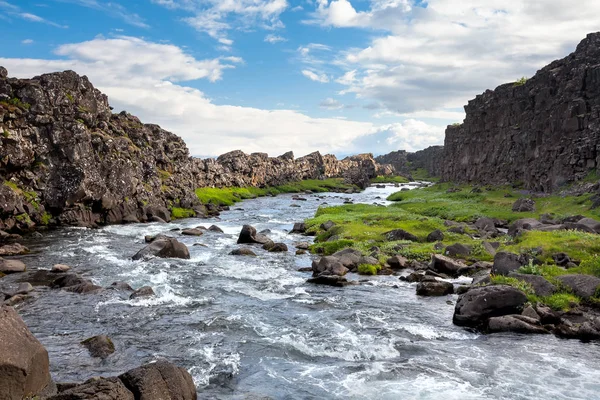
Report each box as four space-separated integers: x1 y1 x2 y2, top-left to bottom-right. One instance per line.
487 315 549 334
81 335 115 359
416 281 454 296
230 248 257 256
130 286 155 300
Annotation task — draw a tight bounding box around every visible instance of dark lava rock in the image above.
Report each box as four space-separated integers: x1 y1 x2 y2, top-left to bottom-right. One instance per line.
426 229 444 242
487 315 549 334
416 281 454 296
130 286 155 300
512 198 536 212
387 255 408 269
429 254 468 277
491 252 524 276
556 274 600 299
132 237 190 260
237 225 271 245
109 281 133 291
553 252 571 266
208 225 224 233
181 228 204 236
264 242 288 252
456 261 492 277
320 220 336 231
81 335 115 359
65 282 102 294
447 226 466 234
49 377 133 400
453 285 527 328
230 248 257 256
290 222 307 234
508 273 557 297
474 217 498 234
445 243 471 257
307 275 350 287
118 360 197 400
312 256 349 277
385 229 418 242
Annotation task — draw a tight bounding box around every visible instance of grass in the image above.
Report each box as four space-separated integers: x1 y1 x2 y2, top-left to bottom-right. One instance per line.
514 76 528 86
194 179 355 206
358 264 381 275
171 207 195 219
371 176 410 184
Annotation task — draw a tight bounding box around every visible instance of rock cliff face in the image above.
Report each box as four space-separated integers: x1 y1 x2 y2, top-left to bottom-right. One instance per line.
375 146 444 178
0 67 388 232
442 32 600 191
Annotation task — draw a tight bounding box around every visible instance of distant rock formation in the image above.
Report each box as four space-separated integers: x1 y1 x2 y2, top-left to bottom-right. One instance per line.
441 32 600 191
375 146 444 178
0 67 390 231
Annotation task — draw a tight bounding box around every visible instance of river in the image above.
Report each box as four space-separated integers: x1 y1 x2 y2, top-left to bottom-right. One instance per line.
6 183 600 399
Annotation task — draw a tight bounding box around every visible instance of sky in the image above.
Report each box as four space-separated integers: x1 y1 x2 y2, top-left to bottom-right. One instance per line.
0 1 599 158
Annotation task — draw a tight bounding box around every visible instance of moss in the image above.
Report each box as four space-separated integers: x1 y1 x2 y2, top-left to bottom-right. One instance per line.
1 97 31 109
491 275 536 297
309 239 355 255
2 128 9 138
40 212 52 226
15 213 33 225
358 264 380 275
3 180 20 193
370 176 409 184
158 169 171 181
171 207 195 219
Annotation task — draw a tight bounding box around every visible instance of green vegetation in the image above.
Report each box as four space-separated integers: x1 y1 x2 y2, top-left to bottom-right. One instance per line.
40 212 52 225
490 275 535 296
3 180 20 192
514 76 528 86
451 122 462 127
66 92 74 103
370 175 409 184
410 168 439 182
1 97 31 109
158 169 171 181
2 128 9 138
358 264 381 275
170 207 195 219
194 179 355 206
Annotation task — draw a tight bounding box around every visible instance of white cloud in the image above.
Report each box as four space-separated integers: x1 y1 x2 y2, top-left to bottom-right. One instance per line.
291 5 303 12
306 0 411 28
264 34 287 43
302 69 329 83
335 69 356 85
0 0 69 28
319 98 343 110
21 39 34 45
55 0 149 28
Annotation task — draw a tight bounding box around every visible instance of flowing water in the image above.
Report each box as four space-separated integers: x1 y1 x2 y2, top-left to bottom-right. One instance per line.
5 184 600 399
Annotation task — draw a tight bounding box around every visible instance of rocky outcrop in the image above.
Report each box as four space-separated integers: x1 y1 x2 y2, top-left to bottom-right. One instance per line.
374 146 444 178
0 68 389 232
442 32 600 191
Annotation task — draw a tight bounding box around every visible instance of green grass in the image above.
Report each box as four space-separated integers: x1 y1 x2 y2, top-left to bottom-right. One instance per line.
410 168 439 182
490 276 536 296
505 230 600 264
358 264 381 275
194 179 355 206
514 76 528 86
171 207 195 219
370 176 409 184
541 293 581 311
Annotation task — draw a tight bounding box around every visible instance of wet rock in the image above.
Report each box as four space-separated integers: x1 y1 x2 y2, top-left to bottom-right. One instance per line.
295 242 310 250
181 228 204 236
51 264 71 273
487 315 549 334
208 225 224 233
296 250 307 255
385 229 418 242
426 229 444 242
312 256 349 277
237 225 271 245
119 360 197 400
65 282 103 294
453 285 527 328
400 272 424 283
4 294 29 307
49 377 133 400
508 273 557 297
0 258 26 274
132 237 190 260
522 305 541 321
556 274 600 299
416 281 454 296
145 205 171 223
264 242 288 252
444 243 471 257
81 335 115 359
0 305 51 399
512 198 536 212
387 255 408 269
130 286 155 299
109 281 133 291
0 243 29 256
306 275 350 287
491 252 524 276
290 222 307 234
535 305 561 325
230 248 257 256
320 220 336 231
429 254 468 277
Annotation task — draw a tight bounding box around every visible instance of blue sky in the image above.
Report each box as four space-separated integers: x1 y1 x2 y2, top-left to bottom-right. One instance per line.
1 1 599 157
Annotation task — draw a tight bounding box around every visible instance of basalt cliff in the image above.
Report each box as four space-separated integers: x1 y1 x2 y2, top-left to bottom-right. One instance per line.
0 67 390 232
441 32 600 191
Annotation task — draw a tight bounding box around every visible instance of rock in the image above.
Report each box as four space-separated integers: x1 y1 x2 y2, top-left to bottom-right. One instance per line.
535 305 561 325
65 282 103 294
230 248 257 256
448 226 466 234
522 305 541 321
295 242 310 250
296 250 307 255
416 281 454 296
552 252 571 266
181 228 204 236
208 225 224 233
385 229 418 242
0 259 26 274
400 272 424 283
119 360 197 400
306 275 350 287
320 220 336 231
53 274 87 289
471 271 491 286
487 315 549 334
290 222 307 234
0 243 29 256
0 305 51 399
49 377 134 400
429 254 468 277
331 248 362 269
426 229 444 242
264 242 288 252
237 225 270 245
312 256 349 277
14 282 34 295
508 273 557 297
453 285 528 328
109 281 133 291
387 255 408 269
474 217 498 233
51 264 71 273
508 218 543 237
444 243 471 257
130 286 155 299
491 252 524 276
482 241 498 256
132 237 190 260
512 198 536 212
456 261 492 277
4 294 29 307
556 274 600 299
81 335 115 359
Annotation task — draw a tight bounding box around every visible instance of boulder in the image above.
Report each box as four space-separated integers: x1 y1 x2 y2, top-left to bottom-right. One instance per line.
49 377 133 400
0 243 29 256
290 222 307 234
53 274 87 289
426 229 444 242
456 261 492 277
208 225 224 233
130 286 155 300
0 259 26 274
429 254 468 277
181 228 204 236
146 205 172 223
237 225 270 245
311 256 349 277
448 226 466 234
65 282 103 294
51 264 71 273
306 275 350 287
474 217 498 234
453 285 528 328
264 242 288 252
400 272 425 283
385 229 418 242
491 252 524 276
444 243 471 257
296 250 307 255
556 274 600 299
387 255 408 269
295 242 310 250
229 248 257 256
332 248 363 269
81 335 115 359
118 360 197 400
508 273 557 297
109 281 133 291
512 198 536 212
508 218 543 237
132 238 190 260
487 315 549 334
320 220 336 231
521 305 541 321
471 271 491 286
416 281 454 296
0 305 51 399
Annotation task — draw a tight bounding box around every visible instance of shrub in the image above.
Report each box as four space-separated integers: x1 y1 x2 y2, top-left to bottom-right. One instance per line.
514 76 528 86
171 207 195 219
358 264 379 275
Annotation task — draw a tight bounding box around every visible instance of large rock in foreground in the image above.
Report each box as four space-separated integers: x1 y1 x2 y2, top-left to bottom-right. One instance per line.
132 237 190 260
119 361 197 400
237 225 271 245
0 305 51 399
453 285 528 328
49 377 133 400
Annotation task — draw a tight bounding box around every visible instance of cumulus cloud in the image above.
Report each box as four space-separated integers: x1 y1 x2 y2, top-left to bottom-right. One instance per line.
302 69 329 83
